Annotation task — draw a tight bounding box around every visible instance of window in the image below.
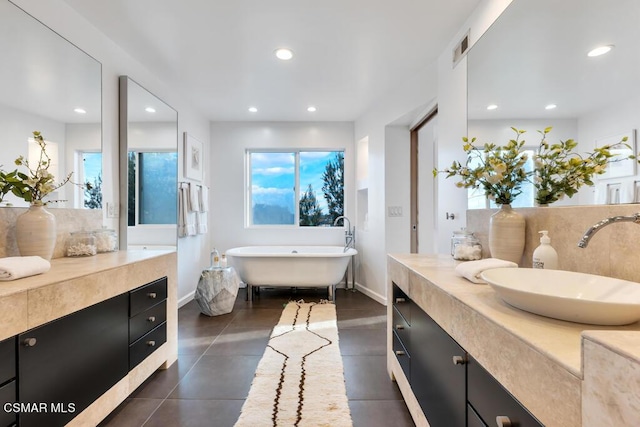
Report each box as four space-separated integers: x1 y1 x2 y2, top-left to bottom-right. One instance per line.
81 152 102 209
128 151 178 226
248 150 344 226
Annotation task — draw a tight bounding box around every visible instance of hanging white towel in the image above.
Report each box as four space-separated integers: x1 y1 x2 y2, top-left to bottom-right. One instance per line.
455 258 518 284
196 211 208 234
593 182 608 205
199 185 209 212
620 180 635 204
0 256 51 281
188 182 199 212
178 184 188 238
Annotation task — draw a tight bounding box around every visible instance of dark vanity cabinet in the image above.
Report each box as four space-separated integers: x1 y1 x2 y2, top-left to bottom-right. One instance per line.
129 277 168 370
18 294 129 427
467 356 542 427
410 300 466 427
0 336 16 427
391 284 543 427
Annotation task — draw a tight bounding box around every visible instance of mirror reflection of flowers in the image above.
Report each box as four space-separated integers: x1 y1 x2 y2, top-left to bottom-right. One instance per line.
434 128 530 205
11 131 89 205
533 127 631 205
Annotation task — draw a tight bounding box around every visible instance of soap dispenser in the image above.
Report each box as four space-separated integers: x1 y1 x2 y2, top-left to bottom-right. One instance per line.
532 230 558 270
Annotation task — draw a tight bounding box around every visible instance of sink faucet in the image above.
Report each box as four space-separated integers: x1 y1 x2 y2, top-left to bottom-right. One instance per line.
334 215 355 252
577 213 640 248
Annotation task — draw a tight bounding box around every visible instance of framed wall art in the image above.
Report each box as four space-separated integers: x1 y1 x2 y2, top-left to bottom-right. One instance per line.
596 129 636 180
184 132 203 182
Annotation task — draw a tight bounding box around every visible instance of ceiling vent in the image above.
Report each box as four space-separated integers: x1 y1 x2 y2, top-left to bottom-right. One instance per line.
452 30 470 67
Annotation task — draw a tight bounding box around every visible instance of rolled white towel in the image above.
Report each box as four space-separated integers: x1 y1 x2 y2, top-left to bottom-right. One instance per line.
455 258 518 284
0 256 51 281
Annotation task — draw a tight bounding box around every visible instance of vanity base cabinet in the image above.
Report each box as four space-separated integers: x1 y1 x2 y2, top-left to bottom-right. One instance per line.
18 294 129 427
467 356 543 427
0 336 16 427
410 301 466 427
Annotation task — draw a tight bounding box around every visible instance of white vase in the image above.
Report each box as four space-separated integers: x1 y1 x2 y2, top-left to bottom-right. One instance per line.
16 203 57 260
488 204 525 264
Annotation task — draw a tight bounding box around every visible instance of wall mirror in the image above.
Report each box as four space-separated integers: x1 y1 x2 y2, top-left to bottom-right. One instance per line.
467 0 640 206
0 0 102 209
119 76 178 249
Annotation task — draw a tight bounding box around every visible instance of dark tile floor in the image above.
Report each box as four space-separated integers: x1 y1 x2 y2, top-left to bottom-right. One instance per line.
100 287 415 427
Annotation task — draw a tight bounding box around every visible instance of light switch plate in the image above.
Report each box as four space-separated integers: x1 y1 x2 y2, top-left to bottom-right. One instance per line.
106 202 119 218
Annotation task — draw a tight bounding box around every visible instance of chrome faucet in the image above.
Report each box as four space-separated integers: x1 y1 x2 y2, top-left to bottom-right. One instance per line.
578 213 640 248
334 215 355 252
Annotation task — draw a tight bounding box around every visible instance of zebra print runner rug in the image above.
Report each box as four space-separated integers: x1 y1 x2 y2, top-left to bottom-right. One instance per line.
234 301 352 427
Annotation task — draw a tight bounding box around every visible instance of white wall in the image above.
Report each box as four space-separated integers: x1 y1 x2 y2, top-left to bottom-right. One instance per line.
209 121 355 255
354 62 438 303
15 0 211 306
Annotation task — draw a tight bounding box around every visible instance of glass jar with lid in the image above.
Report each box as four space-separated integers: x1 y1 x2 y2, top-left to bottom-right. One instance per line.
66 231 97 257
93 228 118 253
451 228 482 261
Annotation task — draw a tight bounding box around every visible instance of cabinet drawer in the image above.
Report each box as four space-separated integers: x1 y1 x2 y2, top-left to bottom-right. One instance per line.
392 331 410 379
0 337 15 385
468 357 543 427
129 301 167 344
468 403 488 427
392 306 410 349
0 380 16 427
130 277 167 317
392 284 411 324
129 322 167 370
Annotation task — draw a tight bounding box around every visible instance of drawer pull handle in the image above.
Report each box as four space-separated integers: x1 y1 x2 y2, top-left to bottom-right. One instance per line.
23 337 37 347
147 340 156 347
147 292 157 299
496 416 512 427
395 324 405 330
452 355 467 365
395 297 406 304
395 350 405 356
147 316 156 322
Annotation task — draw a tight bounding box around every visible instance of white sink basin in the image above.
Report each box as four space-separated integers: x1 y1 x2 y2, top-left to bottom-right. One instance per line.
480 268 640 325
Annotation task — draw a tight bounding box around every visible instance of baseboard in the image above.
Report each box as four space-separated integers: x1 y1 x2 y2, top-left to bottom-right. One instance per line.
178 291 194 308
354 282 387 306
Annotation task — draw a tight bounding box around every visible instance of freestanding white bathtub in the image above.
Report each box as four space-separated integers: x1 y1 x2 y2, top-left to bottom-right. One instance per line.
226 246 357 301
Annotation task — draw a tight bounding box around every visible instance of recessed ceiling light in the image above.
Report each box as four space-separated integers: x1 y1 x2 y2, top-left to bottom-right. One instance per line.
248 106 258 113
587 45 614 57
145 107 156 113
73 108 86 114
545 104 557 110
275 48 294 60
487 104 498 110
307 106 317 112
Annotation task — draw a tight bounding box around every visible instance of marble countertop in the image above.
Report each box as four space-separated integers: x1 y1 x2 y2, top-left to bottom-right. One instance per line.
388 253 640 378
0 249 175 298
0 249 176 341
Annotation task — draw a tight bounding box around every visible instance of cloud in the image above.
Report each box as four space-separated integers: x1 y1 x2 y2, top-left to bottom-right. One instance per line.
252 185 293 195
253 166 295 176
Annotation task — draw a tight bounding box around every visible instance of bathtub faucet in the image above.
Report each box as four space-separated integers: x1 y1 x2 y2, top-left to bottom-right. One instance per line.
578 213 640 248
334 216 355 252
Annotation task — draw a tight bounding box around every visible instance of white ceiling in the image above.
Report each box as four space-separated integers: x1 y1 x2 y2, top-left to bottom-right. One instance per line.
61 0 481 122
467 0 640 121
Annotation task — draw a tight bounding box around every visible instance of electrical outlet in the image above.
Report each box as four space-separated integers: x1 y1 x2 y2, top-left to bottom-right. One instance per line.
106 202 119 218
387 206 403 217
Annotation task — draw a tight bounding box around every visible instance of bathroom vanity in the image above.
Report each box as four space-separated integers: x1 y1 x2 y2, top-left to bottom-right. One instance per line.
388 254 640 427
0 250 177 427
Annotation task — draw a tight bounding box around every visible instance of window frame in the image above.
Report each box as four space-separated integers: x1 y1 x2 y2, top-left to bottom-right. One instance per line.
246 148 345 228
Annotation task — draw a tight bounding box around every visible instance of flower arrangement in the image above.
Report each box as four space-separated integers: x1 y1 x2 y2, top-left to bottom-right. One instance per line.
533 127 630 205
434 128 530 205
10 131 73 205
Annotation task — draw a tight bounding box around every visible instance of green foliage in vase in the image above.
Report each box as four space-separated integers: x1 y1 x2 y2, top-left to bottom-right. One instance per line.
434 128 530 205
533 127 631 205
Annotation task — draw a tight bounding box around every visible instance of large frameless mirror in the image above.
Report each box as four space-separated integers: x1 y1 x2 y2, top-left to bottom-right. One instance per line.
119 76 178 249
0 0 102 209
467 0 640 206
